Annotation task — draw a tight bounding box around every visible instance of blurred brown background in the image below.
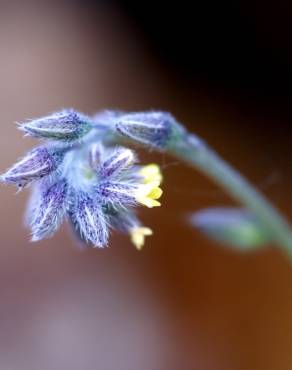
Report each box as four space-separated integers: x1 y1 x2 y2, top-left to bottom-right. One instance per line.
1 0 292 369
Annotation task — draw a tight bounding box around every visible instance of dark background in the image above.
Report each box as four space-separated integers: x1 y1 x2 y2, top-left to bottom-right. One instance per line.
119 0 292 107
0 1 292 369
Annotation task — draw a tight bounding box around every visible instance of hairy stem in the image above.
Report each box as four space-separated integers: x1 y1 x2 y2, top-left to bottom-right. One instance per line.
168 133 292 253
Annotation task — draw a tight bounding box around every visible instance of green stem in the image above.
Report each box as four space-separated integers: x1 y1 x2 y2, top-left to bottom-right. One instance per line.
168 133 292 253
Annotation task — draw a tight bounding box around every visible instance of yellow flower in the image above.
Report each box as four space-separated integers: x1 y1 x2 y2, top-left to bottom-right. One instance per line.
140 164 163 184
135 164 163 208
135 180 163 208
130 226 153 250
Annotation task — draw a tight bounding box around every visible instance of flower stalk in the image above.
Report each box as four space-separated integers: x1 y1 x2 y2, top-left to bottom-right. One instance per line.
166 131 292 253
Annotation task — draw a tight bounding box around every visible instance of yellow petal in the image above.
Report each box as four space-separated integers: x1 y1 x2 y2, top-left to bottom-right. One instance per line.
149 199 161 207
135 181 163 208
139 198 161 208
148 187 163 200
140 164 159 176
131 227 153 250
135 182 158 199
140 164 163 184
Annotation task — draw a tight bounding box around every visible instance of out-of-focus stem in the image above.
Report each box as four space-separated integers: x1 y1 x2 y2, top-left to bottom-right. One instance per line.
168 133 292 254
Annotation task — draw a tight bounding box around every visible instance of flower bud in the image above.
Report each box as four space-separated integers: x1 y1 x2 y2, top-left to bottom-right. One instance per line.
70 191 108 248
99 147 135 178
1 146 65 188
30 179 68 241
190 207 272 251
97 182 137 207
20 109 93 141
115 111 184 149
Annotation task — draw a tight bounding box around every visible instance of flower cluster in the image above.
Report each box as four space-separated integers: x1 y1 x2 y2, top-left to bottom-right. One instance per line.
1 108 283 254
1 109 166 249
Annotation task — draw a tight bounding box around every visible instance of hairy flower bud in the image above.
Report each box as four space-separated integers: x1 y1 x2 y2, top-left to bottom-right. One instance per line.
99 147 135 179
115 111 184 149
97 182 137 207
70 192 108 248
20 109 93 141
191 207 272 250
30 179 68 241
1 146 66 188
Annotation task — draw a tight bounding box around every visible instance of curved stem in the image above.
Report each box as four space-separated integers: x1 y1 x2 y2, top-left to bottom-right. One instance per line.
168 133 292 253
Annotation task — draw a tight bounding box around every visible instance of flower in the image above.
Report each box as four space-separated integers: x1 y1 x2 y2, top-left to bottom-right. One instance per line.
130 227 153 250
74 146 162 246
134 181 163 208
134 164 163 208
1 109 165 249
96 162 163 209
104 207 153 249
95 147 163 210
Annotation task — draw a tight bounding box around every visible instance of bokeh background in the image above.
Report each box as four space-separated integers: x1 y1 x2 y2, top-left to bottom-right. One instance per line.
1 0 292 369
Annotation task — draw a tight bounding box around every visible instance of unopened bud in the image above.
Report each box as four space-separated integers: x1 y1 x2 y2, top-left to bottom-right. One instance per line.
116 111 184 149
70 191 109 248
30 179 68 241
190 207 272 250
20 109 93 141
99 147 135 178
1 146 65 188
